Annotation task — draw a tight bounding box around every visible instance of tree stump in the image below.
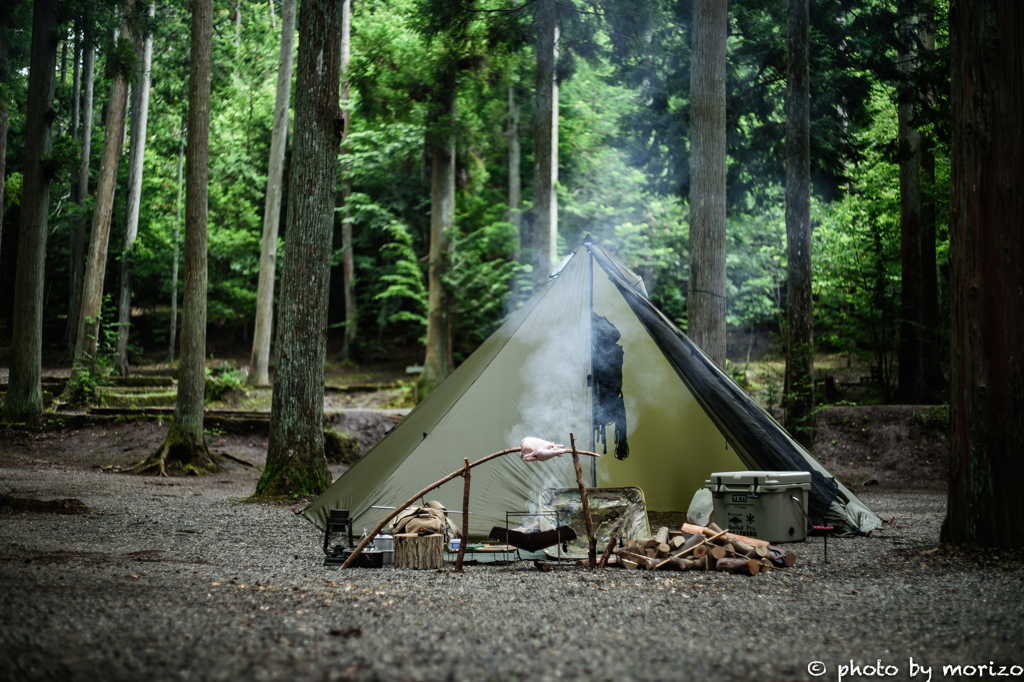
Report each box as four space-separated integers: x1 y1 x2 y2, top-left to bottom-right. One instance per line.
394 533 444 570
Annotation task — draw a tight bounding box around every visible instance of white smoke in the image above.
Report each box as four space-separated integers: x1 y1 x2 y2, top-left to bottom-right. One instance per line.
503 323 591 530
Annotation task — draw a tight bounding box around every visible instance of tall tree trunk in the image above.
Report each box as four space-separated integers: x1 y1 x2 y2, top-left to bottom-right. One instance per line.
919 0 943 391
339 0 357 361
942 0 1024 549
168 117 184 363
0 28 7 258
1 0 58 426
532 0 558 292
508 85 521 236
688 0 728 367
67 37 95 354
897 0 923 403
249 0 296 385
60 33 67 86
784 0 814 448
0 109 6 258
69 7 133 388
254 0 340 497
139 0 216 475
71 26 81 141
420 130 456 399
115 4 155 377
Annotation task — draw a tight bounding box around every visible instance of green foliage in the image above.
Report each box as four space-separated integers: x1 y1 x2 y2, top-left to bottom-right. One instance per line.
66 359 98 404
3 172 21 211
0 0 953 412
205 363 245 404
374 219 429 337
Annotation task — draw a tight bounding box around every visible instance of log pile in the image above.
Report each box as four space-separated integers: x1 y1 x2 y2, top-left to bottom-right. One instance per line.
608 523 797 575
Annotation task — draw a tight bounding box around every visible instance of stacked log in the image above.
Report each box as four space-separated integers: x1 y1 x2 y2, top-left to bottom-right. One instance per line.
610 524 797 575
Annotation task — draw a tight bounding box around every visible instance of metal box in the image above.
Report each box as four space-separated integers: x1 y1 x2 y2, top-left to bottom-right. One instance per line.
705 471 812 542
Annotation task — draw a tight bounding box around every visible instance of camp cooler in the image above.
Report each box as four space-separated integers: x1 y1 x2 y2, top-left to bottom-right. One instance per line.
705 471 812 542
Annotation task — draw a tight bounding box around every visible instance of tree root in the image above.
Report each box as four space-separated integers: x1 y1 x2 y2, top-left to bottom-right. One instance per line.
214 450 262 470
134 420 218 476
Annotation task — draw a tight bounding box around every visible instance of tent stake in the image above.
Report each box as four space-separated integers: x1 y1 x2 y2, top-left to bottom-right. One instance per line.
454 458 470 572
570 433 597 568
338 444 601 570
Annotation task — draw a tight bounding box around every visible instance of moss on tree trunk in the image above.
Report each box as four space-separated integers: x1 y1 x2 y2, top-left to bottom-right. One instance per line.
253 0 341 500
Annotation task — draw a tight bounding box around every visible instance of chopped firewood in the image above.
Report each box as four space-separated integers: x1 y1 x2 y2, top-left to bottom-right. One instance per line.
709 545 728 561
614 547 659 570
621 557 639 570
670 536 686 549
715 557 760 575
680 533 703 553
654 543 671 558
671 541 707 560
654 527 670 545
664 556 699 571
682 523 769 549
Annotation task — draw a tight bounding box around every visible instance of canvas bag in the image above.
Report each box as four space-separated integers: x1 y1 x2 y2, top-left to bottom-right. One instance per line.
391 507 446 535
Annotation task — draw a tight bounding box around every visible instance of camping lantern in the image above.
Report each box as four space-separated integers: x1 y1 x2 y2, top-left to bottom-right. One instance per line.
323 508 354 567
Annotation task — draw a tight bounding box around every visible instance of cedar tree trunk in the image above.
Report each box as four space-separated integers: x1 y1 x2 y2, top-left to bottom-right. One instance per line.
254 0 341 497
532 0 558 292
67 37 95 354
339 0 357 361
249 0 296 385
784 0 815 448
0 108 6 254
688 0 728 367
942 0 1024 548
897 0 923 403
168 117 184 363
138 0 216 475
919 0 943 390
116 5 155 377
509 85 521 235
1 0 58 426
71 26 80 141
420 121 456 399
69 7 133 389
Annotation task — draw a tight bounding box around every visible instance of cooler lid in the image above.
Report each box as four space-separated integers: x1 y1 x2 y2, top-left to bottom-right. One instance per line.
706 470 812 490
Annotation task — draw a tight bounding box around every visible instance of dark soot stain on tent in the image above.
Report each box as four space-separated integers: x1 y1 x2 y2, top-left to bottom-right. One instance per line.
592 312 629 460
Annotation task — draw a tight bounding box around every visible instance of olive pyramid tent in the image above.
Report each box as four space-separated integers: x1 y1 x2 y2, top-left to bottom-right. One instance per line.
304 239 882 539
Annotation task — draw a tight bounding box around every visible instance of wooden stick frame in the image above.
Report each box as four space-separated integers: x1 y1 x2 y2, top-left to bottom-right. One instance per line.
569 433 597 568
454 458 470 572
337 443 601 570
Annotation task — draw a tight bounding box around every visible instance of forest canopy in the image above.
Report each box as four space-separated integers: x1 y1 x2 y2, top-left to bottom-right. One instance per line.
0 0 950 405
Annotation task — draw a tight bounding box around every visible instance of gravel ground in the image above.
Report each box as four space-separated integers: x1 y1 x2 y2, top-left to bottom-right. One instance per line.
2 458 1024 682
